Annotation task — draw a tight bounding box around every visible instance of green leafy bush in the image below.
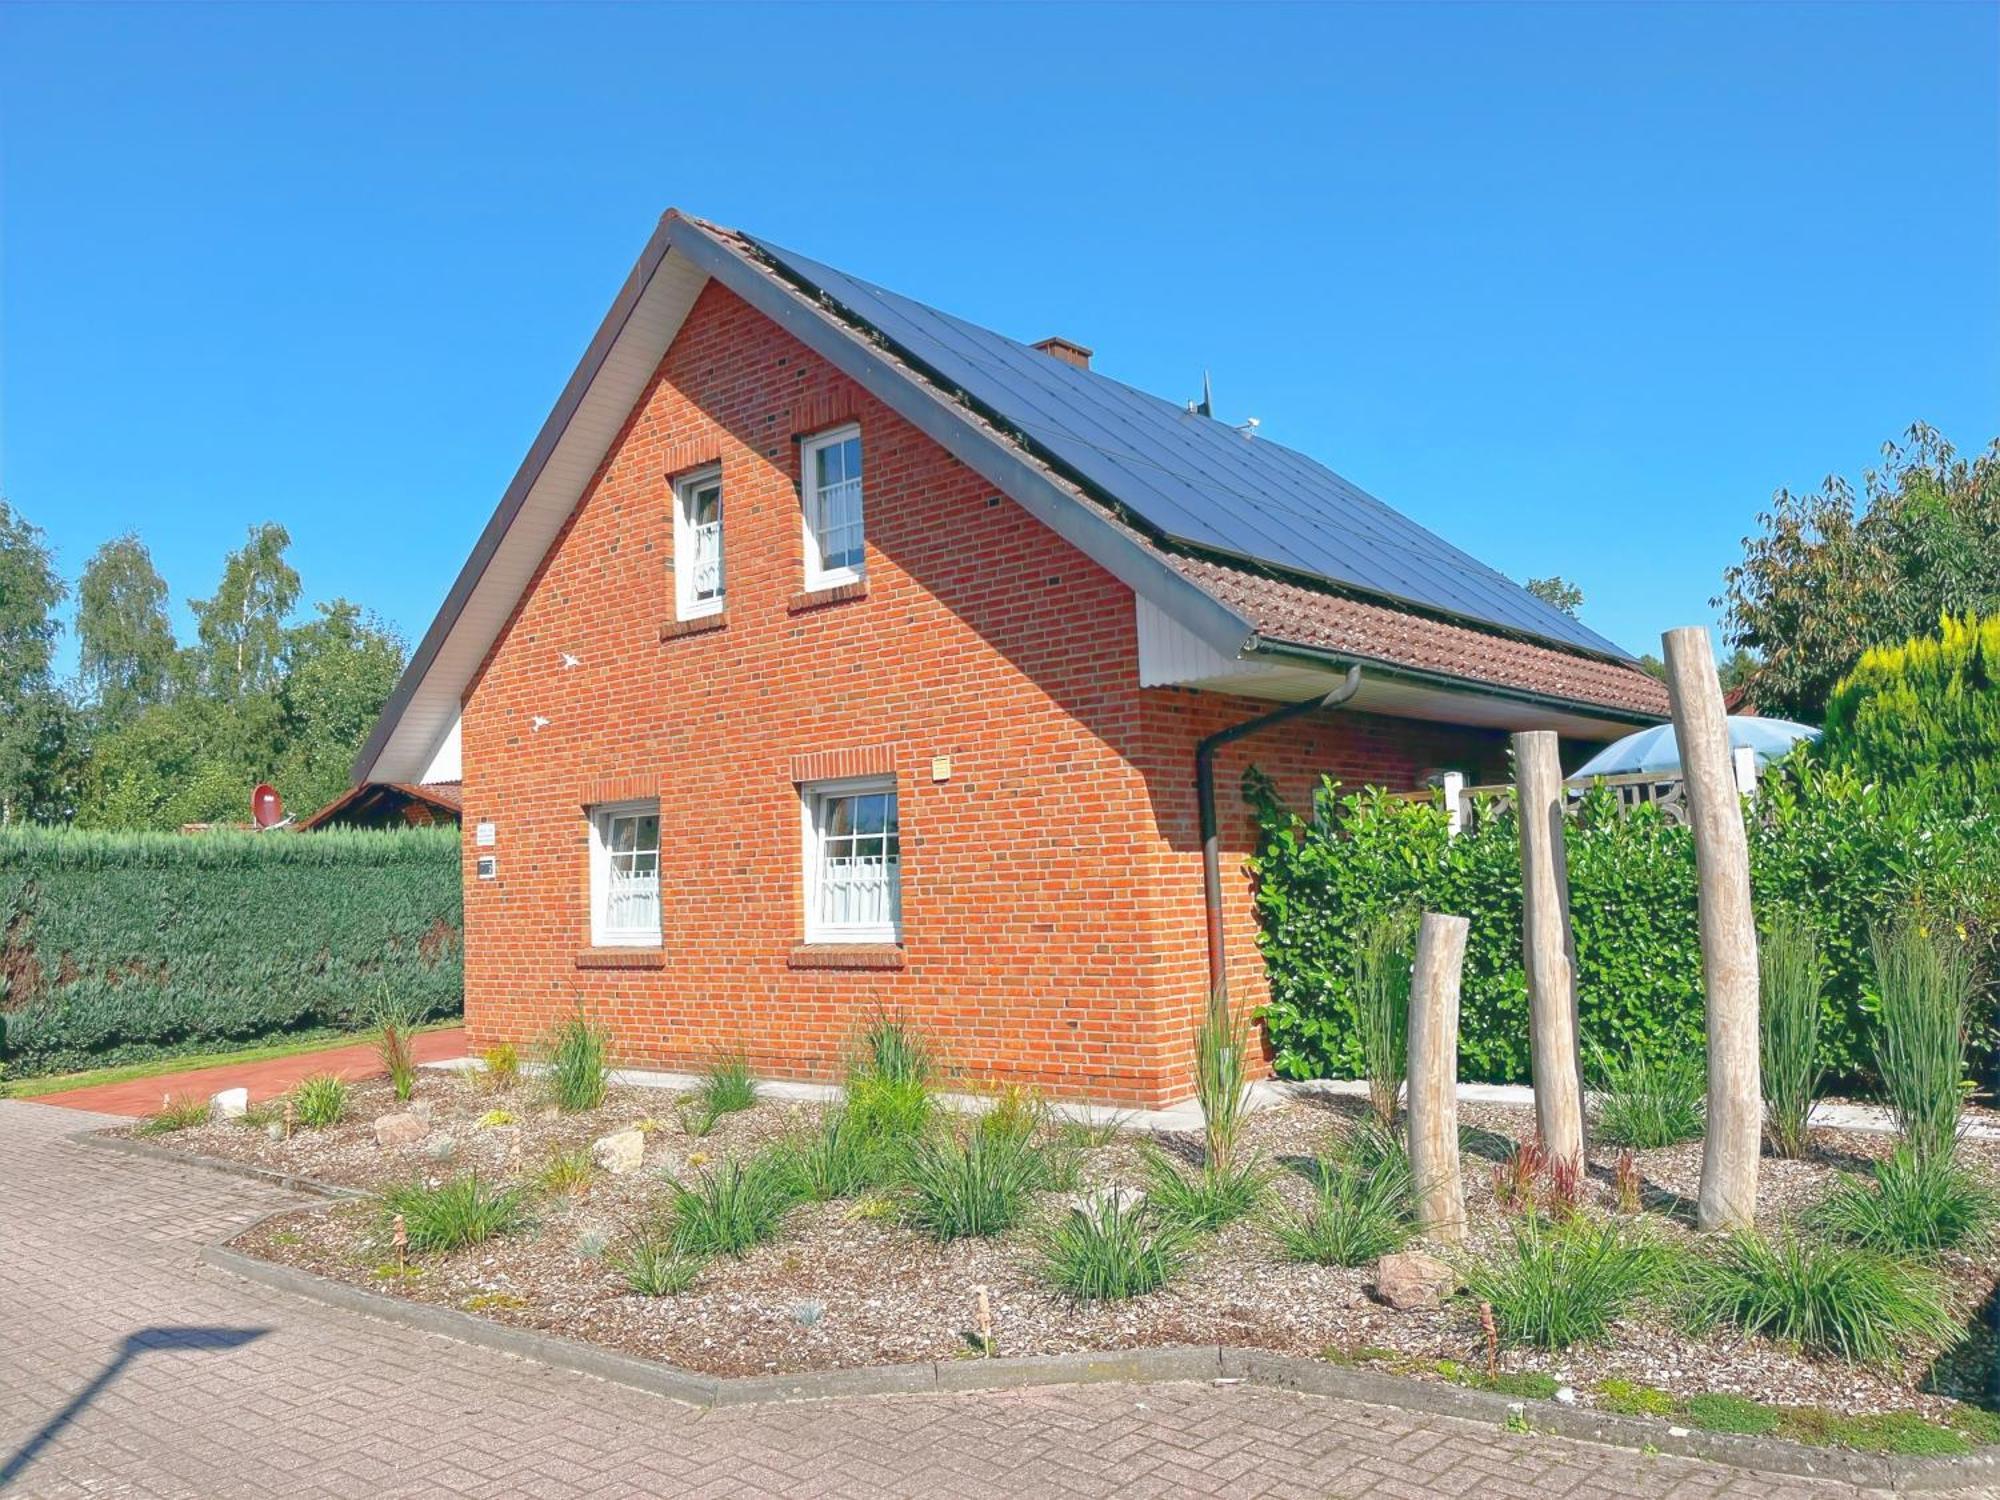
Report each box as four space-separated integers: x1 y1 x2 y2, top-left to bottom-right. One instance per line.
897 1125 1044 1241
1270 1154 1412 1266
135 1092 211 1135
290 1072 350 1129
543 1009 610 1114
374 989 420 1102
779 1108 881 1200
1193 986 1254 1173
1813 1148 1999 1255
0 826 461 1078
1821 613 2000 806
1353 911 1413 1128
1139 1146 1268 1233
1682 1228 1957 1363
692 1050 757 1124
1873 921 1974 1161
1246 762 2000 1087
662 1155 797 1258
845 1015 933 1141
615 1237 704 1296
1465 1217 1667 1350
535 1145 597 1197
1589 1045 1704 1149
1760 910 1824 1157
1040 1194 1191 1301
379 1174 527 1253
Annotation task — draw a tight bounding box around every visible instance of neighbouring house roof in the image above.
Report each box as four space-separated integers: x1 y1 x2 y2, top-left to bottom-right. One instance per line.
299 780 463 831
356 211 1666 784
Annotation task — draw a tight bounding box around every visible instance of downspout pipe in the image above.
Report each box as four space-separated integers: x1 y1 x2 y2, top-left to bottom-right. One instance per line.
1196 666 1363 1002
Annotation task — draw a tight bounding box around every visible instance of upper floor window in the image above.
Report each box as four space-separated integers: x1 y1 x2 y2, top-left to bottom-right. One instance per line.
801 777 900 943
673 466 724 619
801 424 864 590
589 801 660 946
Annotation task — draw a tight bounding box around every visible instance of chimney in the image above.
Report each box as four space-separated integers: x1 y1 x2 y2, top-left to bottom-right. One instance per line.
1031 336 1092 371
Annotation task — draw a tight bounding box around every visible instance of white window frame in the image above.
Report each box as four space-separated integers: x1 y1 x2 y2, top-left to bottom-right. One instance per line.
588 799 662 947
672 465 725 620
800 775 901 944
800 423 864 592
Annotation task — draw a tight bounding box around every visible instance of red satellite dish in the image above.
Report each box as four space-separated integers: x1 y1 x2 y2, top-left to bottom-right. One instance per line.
252 783 284 829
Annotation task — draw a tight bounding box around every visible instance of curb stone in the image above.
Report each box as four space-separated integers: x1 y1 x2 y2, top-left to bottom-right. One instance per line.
71 1127 370 1201
120 1129 2000 1495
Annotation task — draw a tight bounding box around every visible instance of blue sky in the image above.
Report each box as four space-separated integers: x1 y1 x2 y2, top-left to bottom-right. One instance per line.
3 2 1995 673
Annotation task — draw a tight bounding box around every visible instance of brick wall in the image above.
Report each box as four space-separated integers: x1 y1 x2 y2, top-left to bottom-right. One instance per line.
459 279 1504 1105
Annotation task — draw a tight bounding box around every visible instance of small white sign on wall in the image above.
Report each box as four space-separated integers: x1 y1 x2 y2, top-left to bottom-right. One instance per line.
476 855 498 881
475 821 496 847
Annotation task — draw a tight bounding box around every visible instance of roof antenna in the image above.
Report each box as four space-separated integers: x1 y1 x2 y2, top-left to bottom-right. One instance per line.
1186 371 1213 419
1235 416 1260 438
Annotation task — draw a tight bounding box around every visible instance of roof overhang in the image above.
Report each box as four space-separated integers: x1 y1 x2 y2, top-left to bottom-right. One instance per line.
356 213 1258 784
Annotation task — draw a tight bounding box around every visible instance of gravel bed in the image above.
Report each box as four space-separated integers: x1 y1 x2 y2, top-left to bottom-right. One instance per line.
137 1071 2000 1420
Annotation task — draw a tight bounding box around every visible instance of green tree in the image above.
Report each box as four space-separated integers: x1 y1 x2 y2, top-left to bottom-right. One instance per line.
0 501 74 822
78 693 283 830
275 600 406 815
191 522 300 700
77 533 176 723
1819 612 2000 804
1718 424 2000 719
1526 575 1585 617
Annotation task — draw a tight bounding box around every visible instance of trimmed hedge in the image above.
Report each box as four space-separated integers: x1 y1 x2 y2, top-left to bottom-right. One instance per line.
0 826 462 1077
1246 761 2000 1087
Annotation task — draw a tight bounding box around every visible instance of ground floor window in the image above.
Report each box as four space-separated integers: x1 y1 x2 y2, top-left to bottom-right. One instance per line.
589 800 660 946
801 777 900 943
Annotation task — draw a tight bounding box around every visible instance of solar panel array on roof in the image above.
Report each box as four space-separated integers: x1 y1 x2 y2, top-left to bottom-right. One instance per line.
745 233 1630 661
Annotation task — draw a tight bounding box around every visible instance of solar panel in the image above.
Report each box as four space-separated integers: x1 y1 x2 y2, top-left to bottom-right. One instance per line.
747 233 1630 661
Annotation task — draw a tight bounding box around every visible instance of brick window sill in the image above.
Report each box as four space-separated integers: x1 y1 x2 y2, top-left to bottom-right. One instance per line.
787 943 905 971
787 580 868 614
575 947 665 970
660 611 727 642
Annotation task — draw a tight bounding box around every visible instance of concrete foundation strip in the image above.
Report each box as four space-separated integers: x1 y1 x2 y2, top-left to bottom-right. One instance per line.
74 1128 2000 1495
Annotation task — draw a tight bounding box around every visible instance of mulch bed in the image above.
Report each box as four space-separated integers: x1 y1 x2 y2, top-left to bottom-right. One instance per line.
134 1070 2000 1426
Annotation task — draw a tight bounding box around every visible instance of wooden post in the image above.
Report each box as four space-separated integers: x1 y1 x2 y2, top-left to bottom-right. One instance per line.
1664 627 1761 1230
1406 912 1470 1243
1514 730 1587 1165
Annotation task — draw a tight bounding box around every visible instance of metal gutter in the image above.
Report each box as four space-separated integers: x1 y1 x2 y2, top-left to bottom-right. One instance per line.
1246 636 1665 729
1196 667 1363 1002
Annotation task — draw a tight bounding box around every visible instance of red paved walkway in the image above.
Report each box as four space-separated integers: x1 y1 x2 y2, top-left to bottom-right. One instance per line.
29 1027 468 1117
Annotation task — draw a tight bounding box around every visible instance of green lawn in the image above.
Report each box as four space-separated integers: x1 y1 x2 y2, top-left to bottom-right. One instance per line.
5 1019 462 1099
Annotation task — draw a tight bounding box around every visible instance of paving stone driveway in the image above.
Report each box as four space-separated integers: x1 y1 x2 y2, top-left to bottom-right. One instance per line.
0 1100 1927 1500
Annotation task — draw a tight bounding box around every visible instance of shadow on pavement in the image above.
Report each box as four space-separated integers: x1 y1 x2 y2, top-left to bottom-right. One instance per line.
0 1326 268 1491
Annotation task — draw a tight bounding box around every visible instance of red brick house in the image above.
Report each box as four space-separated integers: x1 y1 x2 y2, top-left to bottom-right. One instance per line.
355 211 1667 1106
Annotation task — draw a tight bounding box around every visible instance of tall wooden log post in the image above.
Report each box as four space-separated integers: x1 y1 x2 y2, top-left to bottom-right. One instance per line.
1664 626 1761 1230
1514 730 1587 1165
1406 912 1470 1243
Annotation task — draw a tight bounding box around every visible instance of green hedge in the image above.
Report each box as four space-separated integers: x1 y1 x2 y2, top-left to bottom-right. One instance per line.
1246 760 2000 1087
0 826 462 1077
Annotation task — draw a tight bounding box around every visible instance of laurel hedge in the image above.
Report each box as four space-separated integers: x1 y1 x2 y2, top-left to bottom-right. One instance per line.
1246 759 2000 1088
0 826 462 1077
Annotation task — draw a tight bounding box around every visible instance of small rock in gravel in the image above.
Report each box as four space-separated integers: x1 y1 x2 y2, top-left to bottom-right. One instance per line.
374 1112 428 1148
211 1087 249 1120
1555 1386 1577 1405
592 1129 646 1176
1372 1251 1455 1311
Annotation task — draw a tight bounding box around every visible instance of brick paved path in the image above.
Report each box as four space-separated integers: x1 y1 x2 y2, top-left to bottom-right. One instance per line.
0 1100 1928 1499
30 1028 469 1117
